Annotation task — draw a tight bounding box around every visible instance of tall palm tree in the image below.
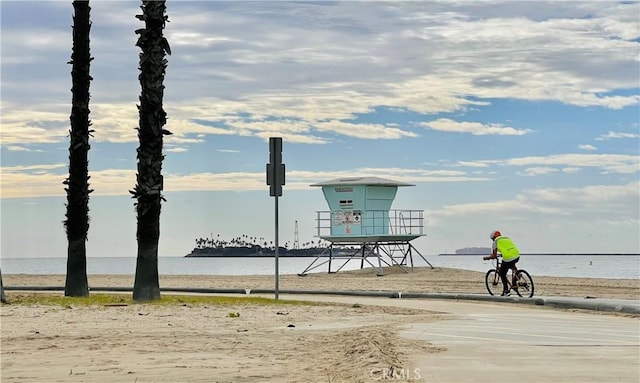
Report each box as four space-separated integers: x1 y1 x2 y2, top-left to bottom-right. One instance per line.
131 0 171 301
64 0 93 297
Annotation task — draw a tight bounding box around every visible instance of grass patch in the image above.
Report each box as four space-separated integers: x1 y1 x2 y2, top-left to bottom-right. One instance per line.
3 292 321 307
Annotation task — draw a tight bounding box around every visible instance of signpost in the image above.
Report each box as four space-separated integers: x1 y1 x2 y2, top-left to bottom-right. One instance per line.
266 137 285 299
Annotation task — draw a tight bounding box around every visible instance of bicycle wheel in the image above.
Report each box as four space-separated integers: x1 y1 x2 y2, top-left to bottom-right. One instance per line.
514 269 534 298
485 269 502 296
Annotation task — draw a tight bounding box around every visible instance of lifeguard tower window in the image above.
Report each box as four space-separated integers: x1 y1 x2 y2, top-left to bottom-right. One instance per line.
339 200 353 209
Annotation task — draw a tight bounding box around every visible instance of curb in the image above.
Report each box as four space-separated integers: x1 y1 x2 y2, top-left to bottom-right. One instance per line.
250 289 400 298
399 292 546 306
541 298 640 314
3 286 638 314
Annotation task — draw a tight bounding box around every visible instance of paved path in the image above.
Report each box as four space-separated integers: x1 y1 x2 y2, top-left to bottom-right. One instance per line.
277 294 640 383
6 286 639 381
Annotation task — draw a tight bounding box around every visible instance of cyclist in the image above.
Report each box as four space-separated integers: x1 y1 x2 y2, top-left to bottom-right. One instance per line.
483 230 520 296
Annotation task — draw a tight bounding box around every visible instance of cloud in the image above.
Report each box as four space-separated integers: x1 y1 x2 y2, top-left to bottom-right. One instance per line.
502 154 640 174
562 167 581 174
428 199 561 218
0 166 133 199
165 147 188 153
420 118 532 136
0 153 617 200
0 165 492 199
314 121 417 140
595 131 640 141
2 2 639 147
439 153 638 175
0 107 70 145
4 146 42 152
454 161 491 168
2 164 66 172
428 181 640 223
578 144 597 151
518 167 558 176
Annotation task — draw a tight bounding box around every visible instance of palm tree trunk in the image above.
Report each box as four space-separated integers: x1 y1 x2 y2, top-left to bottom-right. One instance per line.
1 268 7 303
64 0 92 297
132 0 171 301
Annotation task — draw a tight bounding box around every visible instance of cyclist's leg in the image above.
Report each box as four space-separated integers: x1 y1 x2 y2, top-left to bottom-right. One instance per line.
498 261 510 295
510 258 520 287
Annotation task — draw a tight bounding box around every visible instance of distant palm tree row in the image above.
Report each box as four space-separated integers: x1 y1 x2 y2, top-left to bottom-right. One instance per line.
194 234 330 251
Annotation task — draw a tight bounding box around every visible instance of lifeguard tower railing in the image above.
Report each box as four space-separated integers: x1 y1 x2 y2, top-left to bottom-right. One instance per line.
298 209 432 276
314 209 425 237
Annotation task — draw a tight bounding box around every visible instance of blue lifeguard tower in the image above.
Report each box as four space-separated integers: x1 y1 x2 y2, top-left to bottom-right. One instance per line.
299 176 432 276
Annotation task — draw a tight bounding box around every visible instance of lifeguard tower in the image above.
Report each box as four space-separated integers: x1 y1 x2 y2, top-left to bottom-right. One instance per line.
299 176 432 276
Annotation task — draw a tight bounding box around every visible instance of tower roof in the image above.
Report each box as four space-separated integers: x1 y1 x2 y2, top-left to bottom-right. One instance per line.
310 176 414 187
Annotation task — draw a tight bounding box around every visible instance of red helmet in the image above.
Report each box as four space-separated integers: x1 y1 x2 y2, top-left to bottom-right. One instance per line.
490 230 501 240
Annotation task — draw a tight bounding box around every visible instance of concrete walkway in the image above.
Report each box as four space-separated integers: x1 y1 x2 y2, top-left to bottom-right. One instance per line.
275 294 640 383
398 292 640 314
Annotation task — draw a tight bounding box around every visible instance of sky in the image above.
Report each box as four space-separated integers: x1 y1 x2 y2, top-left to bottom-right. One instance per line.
1 0 639 261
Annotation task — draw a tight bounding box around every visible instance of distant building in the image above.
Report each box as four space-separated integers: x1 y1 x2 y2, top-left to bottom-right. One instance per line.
455 247 491 255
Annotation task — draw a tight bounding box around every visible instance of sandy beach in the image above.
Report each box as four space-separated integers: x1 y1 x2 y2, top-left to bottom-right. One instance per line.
3 266 638 300
1 267 638 382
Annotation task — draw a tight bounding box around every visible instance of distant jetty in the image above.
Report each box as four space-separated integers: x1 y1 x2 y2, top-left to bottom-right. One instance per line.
186 246 332 258
185 234 336 258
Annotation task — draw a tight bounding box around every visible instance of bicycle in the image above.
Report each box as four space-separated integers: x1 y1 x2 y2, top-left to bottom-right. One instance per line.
484 255 535 298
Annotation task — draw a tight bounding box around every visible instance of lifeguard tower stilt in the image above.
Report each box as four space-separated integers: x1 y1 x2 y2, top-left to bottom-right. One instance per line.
298 177 432 276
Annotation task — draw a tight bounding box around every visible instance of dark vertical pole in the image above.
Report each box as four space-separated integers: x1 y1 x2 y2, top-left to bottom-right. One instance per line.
274 195 279 300
267 137 284 300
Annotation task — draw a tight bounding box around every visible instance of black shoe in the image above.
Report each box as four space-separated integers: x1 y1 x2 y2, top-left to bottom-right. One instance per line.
501 291 511 297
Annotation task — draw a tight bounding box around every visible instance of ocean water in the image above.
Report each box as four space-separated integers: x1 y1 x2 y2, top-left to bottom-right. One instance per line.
428 254 640 280
1 254 639 280
0 257 338 276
